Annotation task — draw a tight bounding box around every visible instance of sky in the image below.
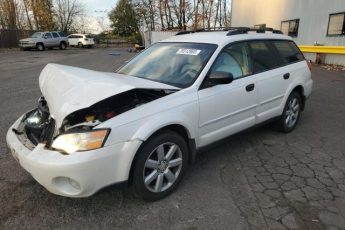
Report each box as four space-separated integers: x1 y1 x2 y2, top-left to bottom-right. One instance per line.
82 0 117 34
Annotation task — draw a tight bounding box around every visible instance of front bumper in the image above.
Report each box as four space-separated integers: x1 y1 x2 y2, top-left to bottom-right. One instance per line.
19 43 36 48
6 116 142 197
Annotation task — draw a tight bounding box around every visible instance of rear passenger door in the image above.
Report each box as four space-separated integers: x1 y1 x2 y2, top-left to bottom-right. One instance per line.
52 32 61 46
250 40 293 123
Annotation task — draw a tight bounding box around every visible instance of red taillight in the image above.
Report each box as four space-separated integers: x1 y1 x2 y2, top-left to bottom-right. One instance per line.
306 60 312 71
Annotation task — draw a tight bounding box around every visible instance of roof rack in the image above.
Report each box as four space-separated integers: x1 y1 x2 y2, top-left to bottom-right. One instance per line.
176 27 237 35
175 27 284 36
226 27 283 36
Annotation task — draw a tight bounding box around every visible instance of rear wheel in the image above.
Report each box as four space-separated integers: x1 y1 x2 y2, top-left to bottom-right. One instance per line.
36 43 45 51
132 131 188 201
278 91 302 133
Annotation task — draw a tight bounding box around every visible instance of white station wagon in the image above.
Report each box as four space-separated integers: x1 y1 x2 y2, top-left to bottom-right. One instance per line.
7 28 313 200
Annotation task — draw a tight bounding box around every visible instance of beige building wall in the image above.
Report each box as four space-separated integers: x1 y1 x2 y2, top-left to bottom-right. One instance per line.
231 0 345 65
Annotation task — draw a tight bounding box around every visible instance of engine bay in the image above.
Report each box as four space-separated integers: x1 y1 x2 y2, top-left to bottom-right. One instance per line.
61 88 175 132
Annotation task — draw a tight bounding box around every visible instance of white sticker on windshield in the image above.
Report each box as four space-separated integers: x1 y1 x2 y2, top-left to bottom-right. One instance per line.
176 48 201 56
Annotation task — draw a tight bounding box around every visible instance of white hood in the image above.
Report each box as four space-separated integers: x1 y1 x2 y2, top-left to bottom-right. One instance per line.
39 64 178 128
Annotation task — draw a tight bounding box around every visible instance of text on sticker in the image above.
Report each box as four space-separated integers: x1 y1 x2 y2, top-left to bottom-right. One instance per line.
176 49 201 56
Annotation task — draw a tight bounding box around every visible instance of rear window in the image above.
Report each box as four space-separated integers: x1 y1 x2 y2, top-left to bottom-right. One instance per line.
86 35 93 38
249 41 280 73
273 41 304 64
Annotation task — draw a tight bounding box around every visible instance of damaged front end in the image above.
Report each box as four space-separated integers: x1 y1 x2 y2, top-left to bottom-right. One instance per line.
60 88 175 133
13 97 55 150
14 88 175 152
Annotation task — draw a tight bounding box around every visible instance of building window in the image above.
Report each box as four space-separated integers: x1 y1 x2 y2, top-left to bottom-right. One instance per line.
327 13 345 36
254 24 266 30
281 19 299 37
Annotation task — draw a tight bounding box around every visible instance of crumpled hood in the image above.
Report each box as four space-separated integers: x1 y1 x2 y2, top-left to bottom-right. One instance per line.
39 63 179 128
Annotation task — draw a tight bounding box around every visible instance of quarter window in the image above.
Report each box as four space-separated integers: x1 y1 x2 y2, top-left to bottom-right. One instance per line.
250 41 280 73
273 41 304 64
327 13 345 35
211 42 252 79
281 19 299 37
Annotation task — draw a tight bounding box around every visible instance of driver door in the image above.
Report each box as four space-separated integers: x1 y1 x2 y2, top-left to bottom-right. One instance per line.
197 42 258 147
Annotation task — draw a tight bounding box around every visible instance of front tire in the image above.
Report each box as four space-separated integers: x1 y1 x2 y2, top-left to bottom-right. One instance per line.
278 91 302 133
36 43 45 51
59 42 67 50
132 131 188 201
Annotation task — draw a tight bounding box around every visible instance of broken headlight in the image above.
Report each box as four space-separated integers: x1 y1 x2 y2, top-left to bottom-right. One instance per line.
51 129 110 154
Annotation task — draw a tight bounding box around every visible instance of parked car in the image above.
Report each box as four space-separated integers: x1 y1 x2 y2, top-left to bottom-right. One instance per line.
68 34 95 48
7 27 313 201
19 31 68 51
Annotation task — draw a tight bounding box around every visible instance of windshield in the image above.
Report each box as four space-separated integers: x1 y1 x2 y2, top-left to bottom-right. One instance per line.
117 42 217 88
31 32 43 38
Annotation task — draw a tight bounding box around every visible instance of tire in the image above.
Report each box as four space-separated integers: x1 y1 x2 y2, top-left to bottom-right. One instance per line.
59 42 67 50
36 43 45 51
132 131 188 201
278 91 302 133
78 42 83 48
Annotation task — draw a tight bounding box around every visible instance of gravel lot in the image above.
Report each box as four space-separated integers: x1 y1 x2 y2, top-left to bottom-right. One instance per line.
0 48 345 229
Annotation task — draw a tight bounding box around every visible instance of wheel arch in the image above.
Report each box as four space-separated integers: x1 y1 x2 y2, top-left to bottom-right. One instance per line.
36 42 44 47
291 85 305 111
127 123 197 186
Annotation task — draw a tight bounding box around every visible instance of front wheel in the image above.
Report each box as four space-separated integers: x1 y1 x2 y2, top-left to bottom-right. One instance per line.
59 42 67 50
132 131 188 201
278 91 302 133
36 43 45 51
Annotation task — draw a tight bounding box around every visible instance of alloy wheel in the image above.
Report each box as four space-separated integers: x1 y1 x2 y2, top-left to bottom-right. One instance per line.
285 97 300 128
143 142 183 193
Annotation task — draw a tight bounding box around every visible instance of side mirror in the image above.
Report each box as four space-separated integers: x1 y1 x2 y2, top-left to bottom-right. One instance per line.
206 71 233 87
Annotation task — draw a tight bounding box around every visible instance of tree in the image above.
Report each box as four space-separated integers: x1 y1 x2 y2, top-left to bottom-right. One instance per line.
0 0 18 29
54 0 84 32
31 0 55 30
109 0 139 37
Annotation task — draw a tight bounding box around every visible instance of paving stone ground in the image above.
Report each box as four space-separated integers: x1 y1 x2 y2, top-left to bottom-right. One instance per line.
0 48 344 229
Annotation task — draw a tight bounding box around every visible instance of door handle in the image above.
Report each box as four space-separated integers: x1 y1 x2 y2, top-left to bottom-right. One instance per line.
283 73 290 80
246 84 255 92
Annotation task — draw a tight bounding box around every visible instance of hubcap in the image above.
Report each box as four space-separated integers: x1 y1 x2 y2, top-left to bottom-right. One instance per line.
143 142 183 193
285 97 300 128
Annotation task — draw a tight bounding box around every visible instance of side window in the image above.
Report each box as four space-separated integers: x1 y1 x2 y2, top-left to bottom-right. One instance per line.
327 13 345 36
52 32 59 38
78 35 83 39
211 42 252 79
281 19 300 37
44 33 52 39
58 32 67 37
273 41 304 64
249 41 280 73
